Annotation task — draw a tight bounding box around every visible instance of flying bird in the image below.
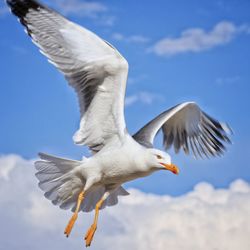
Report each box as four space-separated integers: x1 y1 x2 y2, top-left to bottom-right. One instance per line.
7 0 232 247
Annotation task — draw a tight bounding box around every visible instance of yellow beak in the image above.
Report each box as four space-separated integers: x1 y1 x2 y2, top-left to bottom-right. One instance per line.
160 163 179 175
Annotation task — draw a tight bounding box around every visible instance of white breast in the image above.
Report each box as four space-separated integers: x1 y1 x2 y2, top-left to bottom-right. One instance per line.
94 135 152 185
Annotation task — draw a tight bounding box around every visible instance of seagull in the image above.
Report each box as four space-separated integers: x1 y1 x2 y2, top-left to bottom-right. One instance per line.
7 0 232 247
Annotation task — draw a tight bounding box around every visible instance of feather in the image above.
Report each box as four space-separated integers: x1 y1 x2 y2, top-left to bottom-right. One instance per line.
7 0 128 153
133 102 232 158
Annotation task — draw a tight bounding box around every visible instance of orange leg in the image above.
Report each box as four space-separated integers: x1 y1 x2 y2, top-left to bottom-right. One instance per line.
64 191 85 237
84 198 105 247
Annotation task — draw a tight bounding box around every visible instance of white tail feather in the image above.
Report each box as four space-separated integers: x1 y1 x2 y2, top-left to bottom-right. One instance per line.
35 152 129 212
35 153 83 210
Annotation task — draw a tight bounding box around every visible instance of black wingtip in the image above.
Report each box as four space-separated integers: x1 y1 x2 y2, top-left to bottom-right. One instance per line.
6 0 46 36
7 0 41 18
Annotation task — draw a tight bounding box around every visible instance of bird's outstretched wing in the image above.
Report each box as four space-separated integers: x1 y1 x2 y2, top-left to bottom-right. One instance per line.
133 102 232 158
7 0 128 153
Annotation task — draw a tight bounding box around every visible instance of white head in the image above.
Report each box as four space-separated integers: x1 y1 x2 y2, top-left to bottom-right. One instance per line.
146 148 179 175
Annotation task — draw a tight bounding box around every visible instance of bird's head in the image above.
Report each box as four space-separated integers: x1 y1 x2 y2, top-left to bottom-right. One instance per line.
146 148 179 175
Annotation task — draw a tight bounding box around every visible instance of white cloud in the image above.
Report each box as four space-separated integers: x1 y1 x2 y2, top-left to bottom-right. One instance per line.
0 154 25 180
112 33 150 44
112 33 124 41
216 76 240 86
96 15 116 26
50 0 107 18
125 95 138 106
24 192 65 231
128 35 150 43
128 74 148 85
125 91 163 106
0 154 250 250
150 21 250 56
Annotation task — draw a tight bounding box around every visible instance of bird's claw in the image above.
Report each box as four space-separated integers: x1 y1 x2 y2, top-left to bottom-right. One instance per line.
64 213 78 237
85 224 97 247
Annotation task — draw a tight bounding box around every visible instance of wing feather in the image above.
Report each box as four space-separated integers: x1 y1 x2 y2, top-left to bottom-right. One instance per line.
7 0 128 152
133 102 232 158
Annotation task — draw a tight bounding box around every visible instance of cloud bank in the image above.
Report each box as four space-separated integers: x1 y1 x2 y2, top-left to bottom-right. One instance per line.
150 21 250 56
0 154 250 250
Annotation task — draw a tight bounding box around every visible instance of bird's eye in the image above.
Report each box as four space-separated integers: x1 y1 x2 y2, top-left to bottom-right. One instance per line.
156 154 162 159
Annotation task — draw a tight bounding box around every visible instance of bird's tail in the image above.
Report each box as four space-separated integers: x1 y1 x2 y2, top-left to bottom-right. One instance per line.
35 152 84 210
35 153 130 212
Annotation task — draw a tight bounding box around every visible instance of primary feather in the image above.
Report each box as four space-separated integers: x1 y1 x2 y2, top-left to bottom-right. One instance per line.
133 102 232 158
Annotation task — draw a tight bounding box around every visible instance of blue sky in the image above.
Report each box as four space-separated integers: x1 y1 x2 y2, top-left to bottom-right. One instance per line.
1 0 250 196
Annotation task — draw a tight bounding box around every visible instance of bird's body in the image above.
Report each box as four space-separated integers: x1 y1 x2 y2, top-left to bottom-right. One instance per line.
7 0 232 247
37 133 164 213
81 135 157 186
